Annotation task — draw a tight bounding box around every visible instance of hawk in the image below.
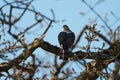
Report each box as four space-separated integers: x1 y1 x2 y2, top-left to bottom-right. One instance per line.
58 25 75 60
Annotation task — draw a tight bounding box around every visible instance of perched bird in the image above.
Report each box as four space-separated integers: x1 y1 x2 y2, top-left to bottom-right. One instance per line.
58 25 75 60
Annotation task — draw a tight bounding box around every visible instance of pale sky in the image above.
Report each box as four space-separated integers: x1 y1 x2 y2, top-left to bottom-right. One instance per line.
0 0 120 80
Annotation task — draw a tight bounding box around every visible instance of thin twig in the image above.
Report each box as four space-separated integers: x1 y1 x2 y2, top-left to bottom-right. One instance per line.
39 20 53 40
18 19 43 36
11 2 31 25
51 9 56 21
43 20 53 35
72 25 111 50
82 0 112 32
96 32 111 45
72 25 87 49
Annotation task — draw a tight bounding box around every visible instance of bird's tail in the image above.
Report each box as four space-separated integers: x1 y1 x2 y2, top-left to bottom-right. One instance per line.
60 49 71 60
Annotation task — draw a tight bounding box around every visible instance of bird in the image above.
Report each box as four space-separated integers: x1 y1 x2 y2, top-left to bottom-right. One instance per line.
58 25 75 60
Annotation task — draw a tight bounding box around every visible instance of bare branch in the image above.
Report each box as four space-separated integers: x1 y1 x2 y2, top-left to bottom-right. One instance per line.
82 0 112 31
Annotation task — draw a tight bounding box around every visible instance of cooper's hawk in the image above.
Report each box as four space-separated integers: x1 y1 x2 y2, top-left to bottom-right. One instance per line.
58 25 75 60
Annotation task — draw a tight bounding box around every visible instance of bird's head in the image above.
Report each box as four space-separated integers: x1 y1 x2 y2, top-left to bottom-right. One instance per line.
62 25 71 32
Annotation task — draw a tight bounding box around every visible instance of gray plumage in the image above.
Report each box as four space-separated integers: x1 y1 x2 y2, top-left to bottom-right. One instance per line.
58 25 75 60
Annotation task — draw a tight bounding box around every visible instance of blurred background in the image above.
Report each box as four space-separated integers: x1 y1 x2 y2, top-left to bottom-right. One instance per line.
0 0 120 80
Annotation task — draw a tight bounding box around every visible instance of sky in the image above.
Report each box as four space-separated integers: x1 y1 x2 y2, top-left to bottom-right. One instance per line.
27 0 120 54
27 0 120 79
30 0 120 45
0 0 120 79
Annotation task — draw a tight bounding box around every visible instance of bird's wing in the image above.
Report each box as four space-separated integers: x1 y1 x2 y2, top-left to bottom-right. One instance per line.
58 32 67 46
66 32 75 48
